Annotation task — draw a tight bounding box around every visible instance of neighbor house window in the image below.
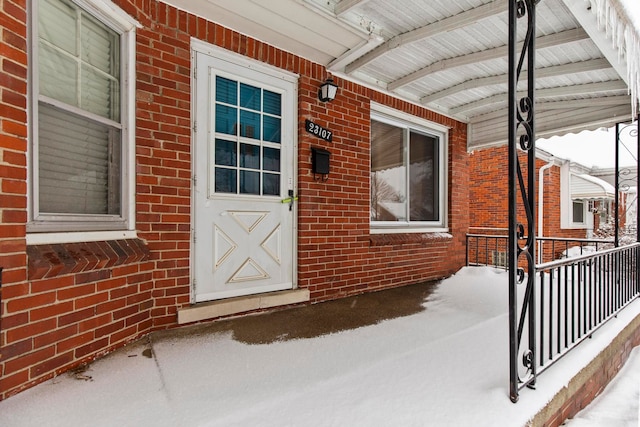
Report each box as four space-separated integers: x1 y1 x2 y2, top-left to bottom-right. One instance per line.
29 0 136 233
572 200 585 224
370 106 447 230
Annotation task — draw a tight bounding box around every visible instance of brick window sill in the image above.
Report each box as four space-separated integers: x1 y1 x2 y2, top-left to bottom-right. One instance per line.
370 232 453 246
27 239 150 280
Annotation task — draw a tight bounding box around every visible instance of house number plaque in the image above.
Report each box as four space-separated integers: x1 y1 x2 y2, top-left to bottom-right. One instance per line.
305 119 333 142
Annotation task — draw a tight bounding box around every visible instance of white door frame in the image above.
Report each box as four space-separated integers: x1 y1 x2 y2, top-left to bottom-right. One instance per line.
190 39 299 303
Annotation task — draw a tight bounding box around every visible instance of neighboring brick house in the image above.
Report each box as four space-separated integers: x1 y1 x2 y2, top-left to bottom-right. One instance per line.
0 0 469 399
469 145 617 263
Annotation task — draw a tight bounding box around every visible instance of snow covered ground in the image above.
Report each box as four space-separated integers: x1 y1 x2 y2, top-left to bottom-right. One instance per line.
0 267 638 426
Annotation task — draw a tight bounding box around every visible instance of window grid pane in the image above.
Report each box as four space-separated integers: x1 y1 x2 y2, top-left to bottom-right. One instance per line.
213 75 283 197
39 0 120 121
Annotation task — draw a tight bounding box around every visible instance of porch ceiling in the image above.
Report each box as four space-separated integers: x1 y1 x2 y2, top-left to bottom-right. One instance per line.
163 0 640 149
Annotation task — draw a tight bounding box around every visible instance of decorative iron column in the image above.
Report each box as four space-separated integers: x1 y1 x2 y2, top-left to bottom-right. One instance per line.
615 118 639 247
615 122 620 247
508 0 539 403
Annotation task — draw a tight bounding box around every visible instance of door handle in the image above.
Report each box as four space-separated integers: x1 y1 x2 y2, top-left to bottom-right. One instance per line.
281 190 298 211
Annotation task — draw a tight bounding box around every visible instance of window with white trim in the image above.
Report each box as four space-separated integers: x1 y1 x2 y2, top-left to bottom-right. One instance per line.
370 106 447 230
572 200 585 224
29 0 136 232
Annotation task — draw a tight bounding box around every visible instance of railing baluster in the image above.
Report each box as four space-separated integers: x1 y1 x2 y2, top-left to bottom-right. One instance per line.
552 269 556 360
540 270 545 367
557 266 562 355
564 264 569 349
578 259 583 339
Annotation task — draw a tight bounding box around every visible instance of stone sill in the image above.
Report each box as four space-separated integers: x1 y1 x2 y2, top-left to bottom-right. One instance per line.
177 289 310 325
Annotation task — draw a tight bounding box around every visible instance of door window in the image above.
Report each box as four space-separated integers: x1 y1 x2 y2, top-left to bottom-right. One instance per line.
213 76 282 197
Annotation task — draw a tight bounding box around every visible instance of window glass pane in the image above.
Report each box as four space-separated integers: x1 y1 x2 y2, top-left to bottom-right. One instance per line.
371 120 406 221
263 173 280 196
39 0 77 56
240 110 260 139
263 116 281 143
240 170 260 194
263 90 281 116
240 143 260 169
409 131 439 221
39 43 78 106
215 139 236 166
215 105 238 135
81 12 118 76
215 168 237 193
216 76 237 105
573 201 584 223
38 103 120 215
80 13 120 121
81 65 120 120
263 147 280 172
240 83 261 110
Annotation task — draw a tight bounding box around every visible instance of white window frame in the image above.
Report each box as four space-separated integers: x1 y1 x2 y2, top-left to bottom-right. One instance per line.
560 163 594 230
370 103 448 234
27 0 139 238
571 200 586 225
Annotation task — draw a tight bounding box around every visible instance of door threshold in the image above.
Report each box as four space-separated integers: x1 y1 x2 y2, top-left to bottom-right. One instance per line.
177 288 310 324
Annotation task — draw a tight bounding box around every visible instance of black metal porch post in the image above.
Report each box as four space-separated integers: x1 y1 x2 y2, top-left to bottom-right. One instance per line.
508 0 538 403
615 122 620 247
508 0 518 401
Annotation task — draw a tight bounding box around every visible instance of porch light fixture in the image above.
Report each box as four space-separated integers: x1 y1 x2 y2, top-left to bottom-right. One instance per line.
318 78 338 102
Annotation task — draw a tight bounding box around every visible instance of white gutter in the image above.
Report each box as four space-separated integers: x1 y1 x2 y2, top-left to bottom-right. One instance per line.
538 157 555 263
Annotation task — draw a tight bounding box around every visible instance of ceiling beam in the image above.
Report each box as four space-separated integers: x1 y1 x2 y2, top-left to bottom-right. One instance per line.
328 34 385 72
421 58 612 104
536 95 631 111
450 80 628 115
334 0 370 16
389 28 589 91
344 0 505 74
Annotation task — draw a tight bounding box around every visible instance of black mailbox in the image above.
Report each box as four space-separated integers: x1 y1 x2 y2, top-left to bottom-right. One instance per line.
311 147 330 180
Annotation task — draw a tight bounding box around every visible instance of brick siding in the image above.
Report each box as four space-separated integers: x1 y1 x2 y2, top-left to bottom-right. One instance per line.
469 145 589 262
0 0 468 399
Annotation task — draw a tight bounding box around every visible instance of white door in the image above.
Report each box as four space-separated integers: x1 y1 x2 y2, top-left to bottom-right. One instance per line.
192 45 297 302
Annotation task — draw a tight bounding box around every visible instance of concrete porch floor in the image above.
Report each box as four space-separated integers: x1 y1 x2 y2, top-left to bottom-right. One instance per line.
0 271 638 426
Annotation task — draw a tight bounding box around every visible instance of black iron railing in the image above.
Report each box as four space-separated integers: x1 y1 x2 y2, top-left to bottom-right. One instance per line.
466 235 640 399
532 243 640 378
466 234 614 268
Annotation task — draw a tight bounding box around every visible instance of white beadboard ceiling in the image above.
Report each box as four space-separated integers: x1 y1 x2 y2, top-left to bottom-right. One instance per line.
163 0 640 149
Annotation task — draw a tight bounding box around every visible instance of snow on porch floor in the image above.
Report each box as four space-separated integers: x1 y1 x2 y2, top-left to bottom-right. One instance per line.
0 267 639 427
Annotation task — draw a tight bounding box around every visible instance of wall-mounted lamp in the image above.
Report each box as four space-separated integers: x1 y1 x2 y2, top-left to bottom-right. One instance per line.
318 78 338 102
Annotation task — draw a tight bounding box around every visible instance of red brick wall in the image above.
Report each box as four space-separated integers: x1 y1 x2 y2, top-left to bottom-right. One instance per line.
297 78 468 301
469 146 588 262
0 0 29 399
0 0 468 400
